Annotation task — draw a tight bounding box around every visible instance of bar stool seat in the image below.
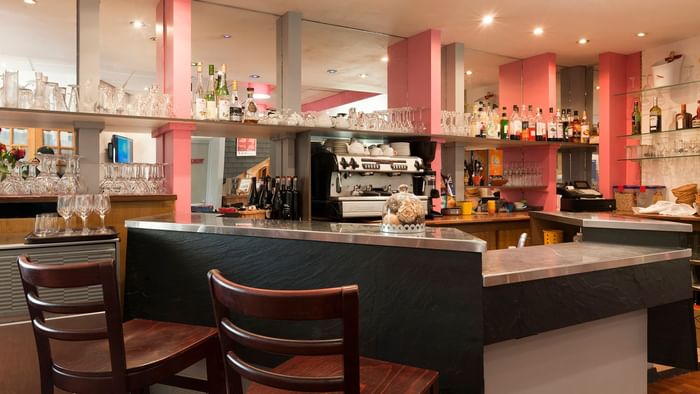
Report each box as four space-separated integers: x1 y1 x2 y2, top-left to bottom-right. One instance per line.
247 355 438 394
53 319 218 376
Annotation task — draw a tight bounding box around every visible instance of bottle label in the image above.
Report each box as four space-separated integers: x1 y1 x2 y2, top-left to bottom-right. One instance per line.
194 98 207 120
693 118 700 128
513 120 522 136
230 106 243 122
677 117 684 130
650 115 658 131
556 124 564 139
206 101 217 120
581 125 590 138
218 99 230 120
548 122 557 139
536 122 546 136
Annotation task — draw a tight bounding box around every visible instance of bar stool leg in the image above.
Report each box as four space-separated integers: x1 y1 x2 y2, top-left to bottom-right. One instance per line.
206 339 226 394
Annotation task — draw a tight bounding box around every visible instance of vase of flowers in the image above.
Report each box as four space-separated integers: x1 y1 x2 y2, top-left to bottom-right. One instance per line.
0 143 26 181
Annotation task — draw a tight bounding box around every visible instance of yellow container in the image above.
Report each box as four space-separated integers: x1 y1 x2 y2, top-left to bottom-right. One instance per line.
461 201 473 215
543 229 563 244
487 200 496 215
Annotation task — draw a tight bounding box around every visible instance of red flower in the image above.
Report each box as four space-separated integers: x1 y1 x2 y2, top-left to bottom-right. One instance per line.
17 148 25 159
9 148 21 161
0 143 6 153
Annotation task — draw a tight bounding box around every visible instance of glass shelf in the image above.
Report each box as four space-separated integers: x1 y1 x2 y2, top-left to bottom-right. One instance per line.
618 153 700 162
618 127 700 140
613 79 700 97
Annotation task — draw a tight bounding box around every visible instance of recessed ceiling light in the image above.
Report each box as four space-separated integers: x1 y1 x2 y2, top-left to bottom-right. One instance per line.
466 70 473 76
577 38 589 45
380 56 389 62
253 93 271 100
359 73 369 79
637 32 647 37
249 74 261 79
326 69 337 74
222 34 231 39
481 14 495 25
130 20 145 29
23 0 37 4
596 85 600 90
533 27 544 36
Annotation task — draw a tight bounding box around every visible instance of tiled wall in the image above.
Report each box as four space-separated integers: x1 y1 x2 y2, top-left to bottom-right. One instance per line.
223 138 271 179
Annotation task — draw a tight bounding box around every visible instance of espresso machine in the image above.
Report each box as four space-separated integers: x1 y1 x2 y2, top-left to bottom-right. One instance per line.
410 141 441 219
311 144 426 220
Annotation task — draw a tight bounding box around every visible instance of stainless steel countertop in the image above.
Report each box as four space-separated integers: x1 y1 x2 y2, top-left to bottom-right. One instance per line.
530 211 692 232
125 213 487 253
483 242 691 286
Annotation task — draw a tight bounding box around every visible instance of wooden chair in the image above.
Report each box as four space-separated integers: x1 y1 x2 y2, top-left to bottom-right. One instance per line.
17 255 225 394
207 269 439 394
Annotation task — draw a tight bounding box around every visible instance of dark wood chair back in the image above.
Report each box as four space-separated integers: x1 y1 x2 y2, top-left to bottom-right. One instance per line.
207 269 360 394
16 255 128 392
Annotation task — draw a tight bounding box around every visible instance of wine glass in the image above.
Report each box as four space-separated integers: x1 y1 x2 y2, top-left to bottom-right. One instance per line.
74 194 93 234
57 194 75 234
94 194 111 233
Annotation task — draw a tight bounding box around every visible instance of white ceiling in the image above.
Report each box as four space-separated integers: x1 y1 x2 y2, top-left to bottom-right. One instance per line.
2 0 700 104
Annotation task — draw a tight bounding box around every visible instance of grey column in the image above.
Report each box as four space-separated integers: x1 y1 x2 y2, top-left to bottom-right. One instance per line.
74 122 104 194
272 11 302 177
441 43 465 112
77 0 101 111
442 142 466 200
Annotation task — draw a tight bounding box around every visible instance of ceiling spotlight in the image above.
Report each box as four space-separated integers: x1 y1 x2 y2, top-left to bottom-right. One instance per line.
359 73 369 79
222 34 231 39
23 0 37 4
326 69 337 74
466 70 473 76
596 85 600 90
253 93 271 100
481 14 495 25
130 20 145 29
637 32 647 37
533 27 544 36
249 74 261 79
380 56 389 62
577 38 589 45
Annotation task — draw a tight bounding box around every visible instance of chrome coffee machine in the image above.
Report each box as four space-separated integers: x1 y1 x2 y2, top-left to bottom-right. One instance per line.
311 146 427 220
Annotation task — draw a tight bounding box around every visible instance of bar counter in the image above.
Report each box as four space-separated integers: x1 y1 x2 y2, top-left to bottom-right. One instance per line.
427 212 532 250
124 213 695 392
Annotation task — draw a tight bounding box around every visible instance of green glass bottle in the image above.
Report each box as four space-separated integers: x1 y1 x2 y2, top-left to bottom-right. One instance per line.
216 64 231 121
205 64 217 120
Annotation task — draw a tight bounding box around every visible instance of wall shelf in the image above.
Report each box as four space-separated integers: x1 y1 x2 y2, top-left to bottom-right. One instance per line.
618 153 700 162
613 79 700 97
617 127 700 140
433 133 598 150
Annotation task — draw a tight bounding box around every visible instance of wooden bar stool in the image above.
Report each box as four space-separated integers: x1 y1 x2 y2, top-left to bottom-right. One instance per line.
207 269 439 394
17 255 225 394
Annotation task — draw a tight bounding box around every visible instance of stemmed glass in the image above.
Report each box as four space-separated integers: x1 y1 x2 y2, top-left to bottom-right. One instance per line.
74 194 94 234
94 194 111 233
57 195 75 234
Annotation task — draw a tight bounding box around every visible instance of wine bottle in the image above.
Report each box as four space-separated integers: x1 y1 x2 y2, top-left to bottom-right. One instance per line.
675 104 692 130
555 109 564 142
216 64 231 121
649 96 662 133
570 110 581 143
205 65 217 120
535 107 546 141
266 176 274 207
271 176 282 219
510 105 521 140
257 176 269 208
291 176 300 221
499 107 509 140
229 80 243 122
247 177 258 207
547 107 557 142
192 62 207 120
631 101 641 135
281 176 292 220
581 110 590 144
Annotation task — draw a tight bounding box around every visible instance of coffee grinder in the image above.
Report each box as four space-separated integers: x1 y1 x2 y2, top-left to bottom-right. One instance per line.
410 141 442 219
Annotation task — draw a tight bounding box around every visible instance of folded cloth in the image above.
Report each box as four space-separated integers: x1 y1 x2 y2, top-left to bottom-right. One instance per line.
659 203 696 216
638 200 675 214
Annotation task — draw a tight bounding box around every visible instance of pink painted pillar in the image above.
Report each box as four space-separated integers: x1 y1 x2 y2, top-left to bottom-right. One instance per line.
388 29 442 209
598 52 641 198
498 60 523 114
155 0 194 213
523 53 557 113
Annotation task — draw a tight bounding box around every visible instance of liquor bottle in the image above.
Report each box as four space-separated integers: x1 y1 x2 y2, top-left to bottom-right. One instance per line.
693 100 700 128
580 110 590 144
205 65 217 120
499 106 509 140
291 176 300 220
510 105 521 140
676 104 692 130
257 176 269 208
547 107 558 142
535 107 546 141
527 105 537 141
282 176 292 220
489 104 500 139
247 176 258 207
570 110 581 143
649 97 662 133
631 101 641 135
555 109 564 142
271 176 282 219
520 105 530 141
229 80 243 122
192 62 207 120
243 87 258 123
563 109 572 141
477 107 486 138
216 64 231 121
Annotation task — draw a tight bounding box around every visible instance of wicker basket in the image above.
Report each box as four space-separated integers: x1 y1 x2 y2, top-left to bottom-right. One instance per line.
672 184 697 205
543 229 563 244
237 209 268 219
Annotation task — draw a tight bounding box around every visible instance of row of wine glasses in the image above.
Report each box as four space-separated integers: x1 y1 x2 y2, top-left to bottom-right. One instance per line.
0 154 83 196
99 163 167 195
56 194 111 235
503 161 544 187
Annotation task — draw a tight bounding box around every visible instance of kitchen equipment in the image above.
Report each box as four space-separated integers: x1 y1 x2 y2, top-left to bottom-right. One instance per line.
381 184 426 233
410 141 441 218
441 207 461 216
311 147 426 220
558 181 616 212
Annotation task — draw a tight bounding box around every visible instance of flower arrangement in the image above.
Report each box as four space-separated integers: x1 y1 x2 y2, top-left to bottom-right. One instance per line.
0 143 26 180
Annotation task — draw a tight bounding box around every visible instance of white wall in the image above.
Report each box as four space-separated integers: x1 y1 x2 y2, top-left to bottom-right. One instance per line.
325 94 388 115
639 35 700 189
98 130 157 164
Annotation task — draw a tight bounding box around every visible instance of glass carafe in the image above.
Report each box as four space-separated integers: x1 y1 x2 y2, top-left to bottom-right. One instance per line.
32 72 46 110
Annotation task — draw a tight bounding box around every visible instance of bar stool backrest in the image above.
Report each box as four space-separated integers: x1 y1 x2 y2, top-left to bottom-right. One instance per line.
207 269 360 394
16 255 127 393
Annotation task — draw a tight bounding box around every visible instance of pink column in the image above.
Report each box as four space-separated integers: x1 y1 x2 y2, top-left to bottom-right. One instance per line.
388 29 443 210
498 60 523 113
155 0 194 213
301 91 379 112
598 52 641 198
